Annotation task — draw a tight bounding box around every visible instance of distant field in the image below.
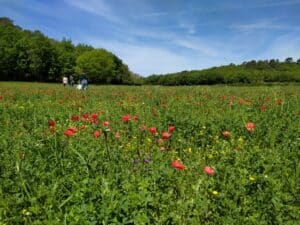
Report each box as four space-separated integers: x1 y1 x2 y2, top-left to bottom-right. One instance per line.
0 82 299 224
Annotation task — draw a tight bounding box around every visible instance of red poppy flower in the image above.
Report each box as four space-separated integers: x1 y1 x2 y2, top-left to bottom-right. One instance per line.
68 127 77 133
246 122 255 132
222 131 230 138
82 113 89 120
93 130 101 138
133 115 139 121
90 118 98 124
140 125 147 131
103 121 110 126
172 160 186 170
64 129 75 137
276 99 283 105
149 127 156 134
48 120 56 127
260 105 266 111
122 114 131 123
204 166 215 175
71 115 79 121
91 113 98 119
168 126 176 132
162 132 171 139
0 96 2 100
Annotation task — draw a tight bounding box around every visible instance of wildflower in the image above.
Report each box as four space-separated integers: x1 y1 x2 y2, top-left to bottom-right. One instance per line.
64 127 77 137
93 130 101 138
162 132 171 139
144 155 151 163
168 126 176 132
82 113 89 120
122 114 131 123
71 115 79 121
48 120 55 127
222 131 230 138
246 122 255 132
90 113 98 119
103 121 110 126
172 160 186 170
90 118 98 124
22 209 31 216
133 115 139 121
276 99 283 105
64 129 74 137
249 176 255 181
149 127 157 134
204 166 215 175
212 191 219 195
140 125 147 131
260 105 266 111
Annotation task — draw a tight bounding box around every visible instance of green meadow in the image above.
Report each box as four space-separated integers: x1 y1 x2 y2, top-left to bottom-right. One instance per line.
0 82 299 225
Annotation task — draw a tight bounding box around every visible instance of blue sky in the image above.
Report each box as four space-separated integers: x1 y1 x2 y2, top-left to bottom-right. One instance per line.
1 0 300 76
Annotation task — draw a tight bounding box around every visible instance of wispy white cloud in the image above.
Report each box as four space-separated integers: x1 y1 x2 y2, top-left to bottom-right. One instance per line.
64 0 121 23
173 38 219 57
231 21 300 31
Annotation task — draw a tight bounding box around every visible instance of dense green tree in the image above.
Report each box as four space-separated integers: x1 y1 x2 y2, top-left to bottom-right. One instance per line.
144 58 300 85
75 49 134 84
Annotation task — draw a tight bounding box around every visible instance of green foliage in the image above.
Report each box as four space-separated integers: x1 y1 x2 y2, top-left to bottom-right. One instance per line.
144 60 300 85
0 83 299 224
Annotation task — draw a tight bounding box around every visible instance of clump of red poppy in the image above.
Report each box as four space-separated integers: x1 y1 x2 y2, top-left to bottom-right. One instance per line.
246 122 255 132
204 166 215 175
172 160 186 170
82 113 89 121
48 120 56 127
64 127 77 137
149 127 157 134
140 125 147 131
162 132 171 139
276 99 283 105
93 130 101 138
122 114 131 123
168 126 176 132
222 131 230 138
260 105 266 111
71 115 79 121
103 121 110 126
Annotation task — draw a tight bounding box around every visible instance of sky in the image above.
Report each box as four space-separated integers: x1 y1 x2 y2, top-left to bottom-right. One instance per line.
1 0 300 76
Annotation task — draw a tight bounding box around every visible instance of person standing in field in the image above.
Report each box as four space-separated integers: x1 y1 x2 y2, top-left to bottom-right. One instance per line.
62 76 68 87
80 73 88 91
69 75 74 87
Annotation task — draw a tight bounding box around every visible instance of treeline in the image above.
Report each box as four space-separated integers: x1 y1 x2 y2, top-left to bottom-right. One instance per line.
0 17 142 84
145 59 300 85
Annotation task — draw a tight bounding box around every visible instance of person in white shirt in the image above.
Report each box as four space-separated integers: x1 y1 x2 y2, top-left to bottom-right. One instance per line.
62 76 68 87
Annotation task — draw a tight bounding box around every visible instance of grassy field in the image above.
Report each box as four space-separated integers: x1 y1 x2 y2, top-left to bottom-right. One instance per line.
0 82 299 225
